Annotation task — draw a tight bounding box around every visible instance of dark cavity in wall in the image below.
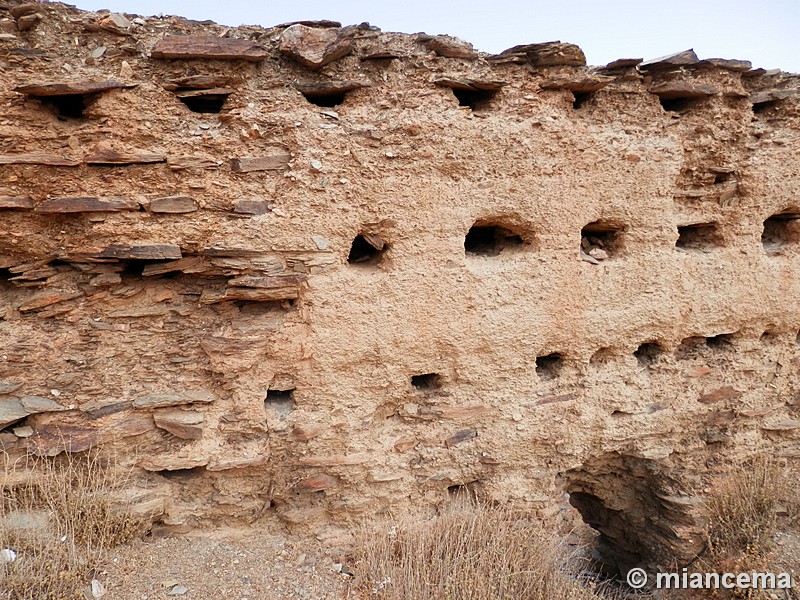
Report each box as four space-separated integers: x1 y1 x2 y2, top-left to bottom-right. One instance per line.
536 353 563 380
706 333 734 350
452 87 496 110
264 388 295 417
447 482 479 503
565 453 704 579
572 91 593 109
39 93 91 119
176 91 230 113
411 373 442 391
634 342 662 368
348 234 387 266
464 223 526 256
676 222 722 251
659 96 703 113
762 211 800 253
301 90 348 107
581 221 624 259
752 99 780 114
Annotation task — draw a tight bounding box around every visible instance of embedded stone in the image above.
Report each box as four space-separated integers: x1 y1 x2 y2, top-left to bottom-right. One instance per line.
98 244 182 260
233 199 272 215
293 474 338 493
445 428 478 447
153 409 204 440
35 197 138 213
0 398 28 428
132 390 215 409
83 149 165 165
648 81 719 99
279 24 353 70
150 196 197 214
638 49 699 71
422 35 478 59
495 41 585 66
14 80 135 96
698 386 742 404
18 291 82 312
19 396 67 413
0 196 34 210
0 153 80 167
151 36 268 61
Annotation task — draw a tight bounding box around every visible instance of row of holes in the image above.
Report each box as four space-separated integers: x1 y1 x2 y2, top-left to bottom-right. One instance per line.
33 85 788 119
348 213 800 266
264 330 795 411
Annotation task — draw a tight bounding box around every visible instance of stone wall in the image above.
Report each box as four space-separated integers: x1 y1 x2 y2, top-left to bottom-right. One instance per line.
1 0 799 573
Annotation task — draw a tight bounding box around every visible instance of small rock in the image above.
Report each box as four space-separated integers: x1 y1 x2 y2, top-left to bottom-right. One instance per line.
167 585 188 596
279 24 353 70
90 579 106 598
12 425 33 438
588 247 609 260
107 13 131 29
16 13 41 31
1 548 16 563
90 46 107 59
310 160 322 171
311 236 329 250
119 60 133 78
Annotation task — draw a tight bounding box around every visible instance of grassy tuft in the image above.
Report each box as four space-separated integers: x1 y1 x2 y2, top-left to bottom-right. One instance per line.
1 451 146 600
348 501 617 600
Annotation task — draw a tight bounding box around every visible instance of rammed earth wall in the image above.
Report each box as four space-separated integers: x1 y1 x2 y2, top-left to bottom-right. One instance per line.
1 0 799 574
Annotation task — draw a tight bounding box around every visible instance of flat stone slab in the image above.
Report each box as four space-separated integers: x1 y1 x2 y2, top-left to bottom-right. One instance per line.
14 80 135 95
154 408 204 440
84 149 166 165
639 49 699 71
279 24 353 70
151 36 268 61
35 197 138 213
231 154 291 173
494 41 586 66
0 153 80 166
150 196 197 213
0 196 34 210
648 81 719 99
133 390 215 409
98 244 182 260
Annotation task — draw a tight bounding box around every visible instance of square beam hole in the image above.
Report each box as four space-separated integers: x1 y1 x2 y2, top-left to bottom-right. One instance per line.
411 373 442 391
464 223 526 256
452 87 496 110
348 233 387 266
581 221 624 261
536 353 563 381
762 212 800 253
634 342 663 368
659 96 704 113
265 388 295 417
302 90 348 107
676 222 722 251
176 91 230 113
572 91 593 109
39 94 90 119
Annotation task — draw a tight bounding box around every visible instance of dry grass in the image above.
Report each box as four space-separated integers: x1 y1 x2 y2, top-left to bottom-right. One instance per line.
0 451 146 600
698 454 800 599
347 501 616 600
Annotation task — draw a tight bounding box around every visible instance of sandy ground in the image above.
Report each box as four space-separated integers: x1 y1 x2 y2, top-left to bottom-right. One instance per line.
102 528 354 600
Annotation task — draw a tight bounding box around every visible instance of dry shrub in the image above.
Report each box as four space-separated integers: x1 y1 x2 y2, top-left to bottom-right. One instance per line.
0 451 146 600
699 455 799 599
348 501 615 600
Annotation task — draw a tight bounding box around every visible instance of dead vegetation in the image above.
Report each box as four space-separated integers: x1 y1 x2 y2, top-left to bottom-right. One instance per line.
0 451 146 600
695 454 800 599
347 501 617 600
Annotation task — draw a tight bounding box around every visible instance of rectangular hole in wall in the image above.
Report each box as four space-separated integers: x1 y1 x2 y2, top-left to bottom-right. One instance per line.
659 96 704 113
264 388 295 417
581 221 624 261
634 342 663 368
411 373 442 391
762 212 800 253
676 223 722 251
536 353 563 381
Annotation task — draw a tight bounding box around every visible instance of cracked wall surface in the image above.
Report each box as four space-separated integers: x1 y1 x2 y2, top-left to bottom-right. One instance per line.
1 0 799 571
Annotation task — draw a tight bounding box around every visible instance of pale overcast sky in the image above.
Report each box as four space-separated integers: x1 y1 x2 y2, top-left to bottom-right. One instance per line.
74 0 800 72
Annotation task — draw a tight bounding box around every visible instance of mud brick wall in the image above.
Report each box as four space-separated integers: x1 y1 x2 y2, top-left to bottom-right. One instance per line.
1 0 799 573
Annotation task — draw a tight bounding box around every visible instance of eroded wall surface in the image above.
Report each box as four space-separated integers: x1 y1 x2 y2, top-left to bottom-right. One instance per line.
1 0 799 572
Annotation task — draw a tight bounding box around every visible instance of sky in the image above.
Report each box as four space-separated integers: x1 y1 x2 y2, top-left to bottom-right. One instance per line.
73 0 800 72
